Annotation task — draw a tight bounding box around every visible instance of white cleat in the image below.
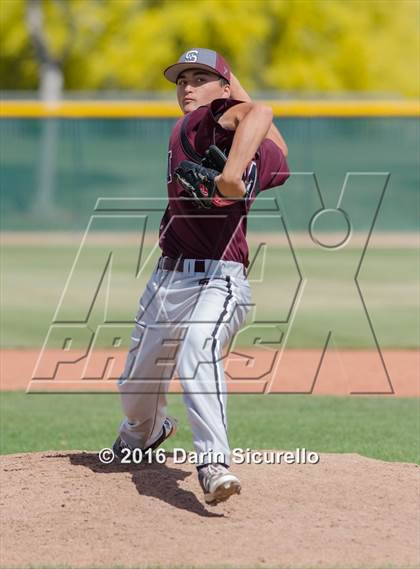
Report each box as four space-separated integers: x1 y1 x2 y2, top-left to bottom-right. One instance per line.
198 463 241 505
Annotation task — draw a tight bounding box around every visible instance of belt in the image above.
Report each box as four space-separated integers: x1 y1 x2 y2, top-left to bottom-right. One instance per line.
158 257 207 273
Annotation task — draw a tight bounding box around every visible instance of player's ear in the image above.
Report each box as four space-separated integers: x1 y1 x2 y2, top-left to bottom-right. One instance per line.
222 83 231 99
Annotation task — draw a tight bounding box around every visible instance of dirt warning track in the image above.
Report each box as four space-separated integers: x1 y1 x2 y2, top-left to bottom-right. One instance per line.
1 348 418 395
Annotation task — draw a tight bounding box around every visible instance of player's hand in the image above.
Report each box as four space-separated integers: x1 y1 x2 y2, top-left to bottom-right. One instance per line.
228 72 252 103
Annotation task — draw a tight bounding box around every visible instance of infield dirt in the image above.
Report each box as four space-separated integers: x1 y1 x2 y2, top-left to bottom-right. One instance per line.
1 450 418 568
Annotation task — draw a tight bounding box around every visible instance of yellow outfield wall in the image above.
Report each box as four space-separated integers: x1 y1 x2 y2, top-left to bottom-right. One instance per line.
1 100 419 118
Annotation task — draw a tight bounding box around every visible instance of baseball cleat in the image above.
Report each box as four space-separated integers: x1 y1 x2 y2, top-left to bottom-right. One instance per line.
113 416 178 460
198 463 241 505
112 434 132 460
145 416 178 452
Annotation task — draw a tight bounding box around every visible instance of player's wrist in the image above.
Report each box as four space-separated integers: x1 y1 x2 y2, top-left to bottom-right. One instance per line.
215 173 245 198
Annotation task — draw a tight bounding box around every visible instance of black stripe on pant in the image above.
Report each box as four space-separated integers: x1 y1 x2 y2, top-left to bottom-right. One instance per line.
210 276 233 434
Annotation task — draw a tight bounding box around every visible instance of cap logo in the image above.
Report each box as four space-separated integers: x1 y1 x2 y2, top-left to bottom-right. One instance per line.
184 50 199 62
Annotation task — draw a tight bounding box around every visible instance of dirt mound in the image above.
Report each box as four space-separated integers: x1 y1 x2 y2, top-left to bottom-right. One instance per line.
1 451 418 568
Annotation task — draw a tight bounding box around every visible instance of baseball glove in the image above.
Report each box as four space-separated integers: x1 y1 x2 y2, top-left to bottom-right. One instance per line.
175 145 230 209
175 161 220 209
202 144 229 172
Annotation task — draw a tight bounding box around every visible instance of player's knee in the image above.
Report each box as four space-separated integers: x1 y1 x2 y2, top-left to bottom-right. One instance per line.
181 329 210 352
177 333 222 381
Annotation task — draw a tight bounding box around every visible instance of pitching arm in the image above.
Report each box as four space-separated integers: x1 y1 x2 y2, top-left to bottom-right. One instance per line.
227 72 288 157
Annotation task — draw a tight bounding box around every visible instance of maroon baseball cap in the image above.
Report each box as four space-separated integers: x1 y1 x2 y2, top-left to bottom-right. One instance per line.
164 48 231 84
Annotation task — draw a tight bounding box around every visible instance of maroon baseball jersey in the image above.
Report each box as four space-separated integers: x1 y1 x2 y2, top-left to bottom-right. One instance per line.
159 98 289 267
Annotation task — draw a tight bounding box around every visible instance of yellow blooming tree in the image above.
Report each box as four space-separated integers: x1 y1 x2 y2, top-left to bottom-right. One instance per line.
0 0 418 96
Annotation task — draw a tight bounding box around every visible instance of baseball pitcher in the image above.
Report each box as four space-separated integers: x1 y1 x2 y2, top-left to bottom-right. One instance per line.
113 48 289 505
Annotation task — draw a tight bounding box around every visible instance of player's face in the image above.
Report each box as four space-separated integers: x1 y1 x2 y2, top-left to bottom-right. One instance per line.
176 69 230 114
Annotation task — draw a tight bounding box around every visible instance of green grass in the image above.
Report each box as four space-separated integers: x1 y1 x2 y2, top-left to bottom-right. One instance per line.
1 393 418 463
1 242 418 349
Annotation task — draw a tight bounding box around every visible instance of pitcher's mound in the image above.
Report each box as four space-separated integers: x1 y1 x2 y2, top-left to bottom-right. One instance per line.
1 451 418 568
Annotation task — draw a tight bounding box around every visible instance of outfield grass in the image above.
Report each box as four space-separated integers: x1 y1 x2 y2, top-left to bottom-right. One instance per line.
1 242 418 349
1 392 418 464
